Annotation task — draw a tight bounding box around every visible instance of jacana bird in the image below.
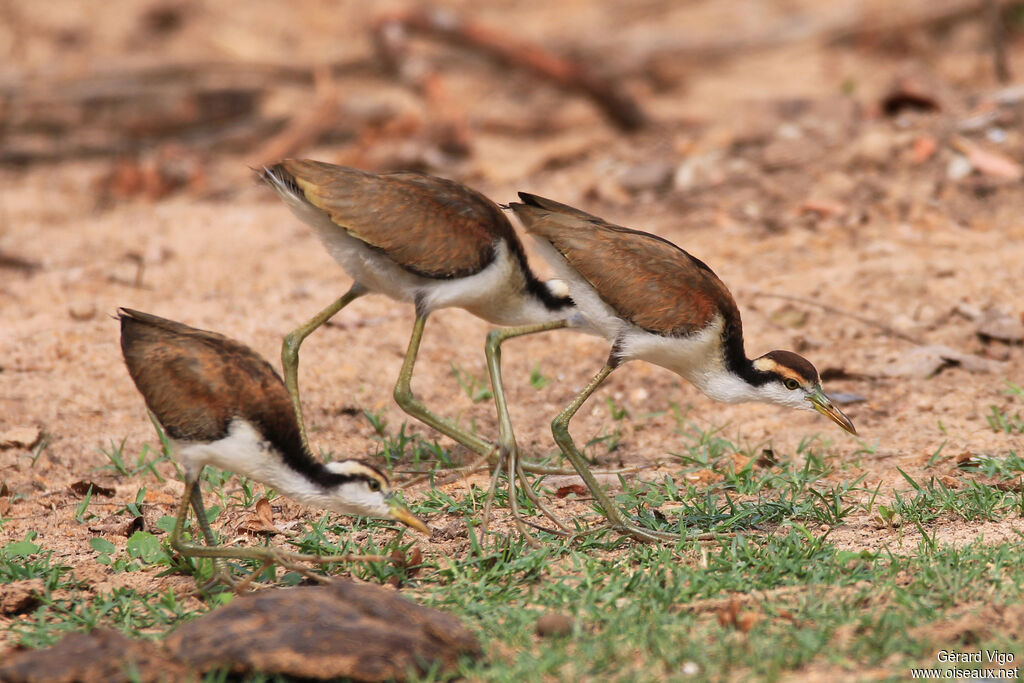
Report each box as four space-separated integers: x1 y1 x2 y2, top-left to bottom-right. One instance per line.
260 160 580 541
509 194 857 542
119 308 429 587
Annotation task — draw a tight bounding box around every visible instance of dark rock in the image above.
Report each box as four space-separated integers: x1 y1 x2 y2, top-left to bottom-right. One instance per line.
165 581 480 681
0 629 189 683
535 612 574 638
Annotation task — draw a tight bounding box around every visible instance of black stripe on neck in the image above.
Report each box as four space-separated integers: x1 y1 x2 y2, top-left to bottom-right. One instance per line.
506 238 575 313
254 417 378 490
720 318 773 388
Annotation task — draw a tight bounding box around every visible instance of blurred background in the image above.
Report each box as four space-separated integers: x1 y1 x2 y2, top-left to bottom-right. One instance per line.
4 0 1024 216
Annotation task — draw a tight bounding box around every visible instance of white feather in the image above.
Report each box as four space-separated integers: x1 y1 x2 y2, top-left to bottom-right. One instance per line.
529 235 815 410
269 174 569 326
174 420 391 518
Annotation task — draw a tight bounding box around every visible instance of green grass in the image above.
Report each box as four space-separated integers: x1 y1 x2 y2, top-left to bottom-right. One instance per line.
4 417 1024 681
987 382 1024 434
450 363 493 403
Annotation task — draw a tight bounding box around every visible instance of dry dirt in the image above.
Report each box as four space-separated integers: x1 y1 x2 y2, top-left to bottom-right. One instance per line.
2 0 1023 659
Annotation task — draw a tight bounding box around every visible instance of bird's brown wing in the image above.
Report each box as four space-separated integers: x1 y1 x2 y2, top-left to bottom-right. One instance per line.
119 309 299 446
510 194 740 337
279 159 514 279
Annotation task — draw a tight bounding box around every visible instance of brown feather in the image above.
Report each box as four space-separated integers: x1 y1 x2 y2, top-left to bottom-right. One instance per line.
510 194 741 337
119 308 301 449
279 159 515 279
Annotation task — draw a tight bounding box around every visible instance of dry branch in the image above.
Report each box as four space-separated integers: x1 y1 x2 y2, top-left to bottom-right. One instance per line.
373 7 648 132
0 59 373 165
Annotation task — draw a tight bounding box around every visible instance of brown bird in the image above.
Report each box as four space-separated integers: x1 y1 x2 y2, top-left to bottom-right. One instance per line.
119 308 428 587
261 160 579 541
509 194 856 542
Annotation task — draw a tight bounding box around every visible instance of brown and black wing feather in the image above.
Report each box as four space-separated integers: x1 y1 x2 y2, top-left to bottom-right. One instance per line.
510 194 742 339
119 308 301 451
273 159 516 279
119 309 387 487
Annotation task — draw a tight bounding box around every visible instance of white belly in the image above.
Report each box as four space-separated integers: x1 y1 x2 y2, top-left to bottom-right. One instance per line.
284 193 567 325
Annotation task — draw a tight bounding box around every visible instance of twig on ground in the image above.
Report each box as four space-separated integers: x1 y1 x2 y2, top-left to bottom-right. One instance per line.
249 66 345 167
988 0 1012 83
372 7 647 132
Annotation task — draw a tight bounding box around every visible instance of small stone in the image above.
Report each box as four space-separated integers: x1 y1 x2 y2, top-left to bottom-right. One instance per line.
536 612 574 637
829 392 867 405
618 161 673 193
947 154 973 180
850 129 894 165
976 309 1024 344
0 427 41 450
68 301 97 321
0 579 45 615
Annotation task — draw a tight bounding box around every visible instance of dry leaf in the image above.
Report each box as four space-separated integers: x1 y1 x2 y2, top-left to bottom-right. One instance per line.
910 135 937 164
756 449 778 468
955 452 978 469
0 579 46 616
952 137 1023 181
237 497 280 535
716 599 741 628
70 481 116 498
736 611 761 633
555 484 588 498
798 199 846 218
881 78 941 116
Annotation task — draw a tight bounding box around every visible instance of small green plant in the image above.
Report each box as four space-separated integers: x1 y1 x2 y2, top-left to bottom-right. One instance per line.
450 363 493 403
74 486 94 523
986 382 1024 434
529 364 551 389
605 396 629 421
28 432 51 467
89 537 117 566
96 439 171 482
987 405 1024 434
3 532 41 560
363 409 388 436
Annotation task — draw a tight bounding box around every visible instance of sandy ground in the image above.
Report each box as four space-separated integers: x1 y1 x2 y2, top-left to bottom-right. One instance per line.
2 0 1024 656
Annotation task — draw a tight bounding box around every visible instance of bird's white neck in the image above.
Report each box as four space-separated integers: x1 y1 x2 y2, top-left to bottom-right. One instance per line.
175 420 325 506
615 317 765 405
443 241 575 326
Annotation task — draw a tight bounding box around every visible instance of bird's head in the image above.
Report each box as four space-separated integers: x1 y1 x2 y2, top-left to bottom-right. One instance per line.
750 350 857 435
321 460 430 533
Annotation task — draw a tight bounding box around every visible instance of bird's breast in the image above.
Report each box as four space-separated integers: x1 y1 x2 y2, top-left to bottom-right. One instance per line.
615 316 727 380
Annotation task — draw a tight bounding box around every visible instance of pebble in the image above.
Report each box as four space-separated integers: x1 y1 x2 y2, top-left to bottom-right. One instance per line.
0 427 41 450
68 301 97 321
535 612 574 637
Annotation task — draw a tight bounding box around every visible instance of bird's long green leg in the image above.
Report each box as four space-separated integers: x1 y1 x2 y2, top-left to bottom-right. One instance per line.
171 474 387 592
477 447 507 544
484 322 572 541
551 364 679 544
188 479 217 547
283 283 368 449
186 474 237 589
393 314 496 457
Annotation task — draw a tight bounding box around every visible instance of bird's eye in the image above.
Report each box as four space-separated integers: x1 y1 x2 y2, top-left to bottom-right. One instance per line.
784 378 800 391
368 479 381 492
